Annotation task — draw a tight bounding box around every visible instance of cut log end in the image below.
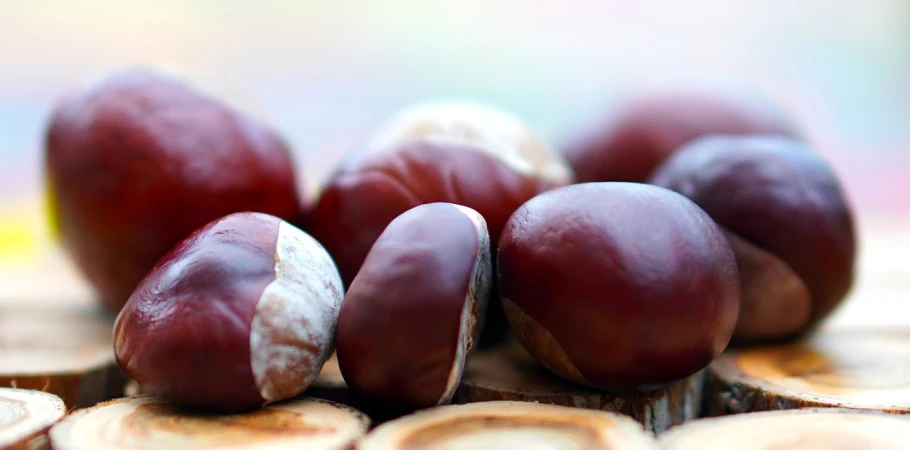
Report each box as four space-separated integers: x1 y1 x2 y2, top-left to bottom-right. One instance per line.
358 401 658 450
454 341 704 433
660 408 910 449
0 388 66 449
0 306 125 409
707 329 910 415
49 395 370 450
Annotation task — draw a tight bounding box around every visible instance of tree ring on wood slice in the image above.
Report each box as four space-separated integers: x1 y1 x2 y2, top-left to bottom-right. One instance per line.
48 396 370 450
453 341 704 433
706 328 910 415
660 408 910 449
0 388 66 450
0 305 126 409
358 400 658 450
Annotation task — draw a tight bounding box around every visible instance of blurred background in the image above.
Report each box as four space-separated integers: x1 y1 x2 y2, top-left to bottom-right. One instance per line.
0 1 907 317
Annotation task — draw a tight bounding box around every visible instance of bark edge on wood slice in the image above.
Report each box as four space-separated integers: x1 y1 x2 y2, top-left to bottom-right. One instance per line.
0 306 126 410
48 395 370 450
453 341 704 433
659 408 910 449
706 328 910 415
0 387 66 450
358 400 658 450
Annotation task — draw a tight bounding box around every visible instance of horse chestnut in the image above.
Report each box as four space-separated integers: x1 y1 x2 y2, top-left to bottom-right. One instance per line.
498 183 740 390
45 67 303 311
649 135 856 342
306 101 572 342
113 212 343 412
306 101 572 285
336 203 491 411
562 89 798 182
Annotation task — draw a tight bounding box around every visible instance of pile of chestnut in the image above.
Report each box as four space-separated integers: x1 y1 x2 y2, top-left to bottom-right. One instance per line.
44 67 855 414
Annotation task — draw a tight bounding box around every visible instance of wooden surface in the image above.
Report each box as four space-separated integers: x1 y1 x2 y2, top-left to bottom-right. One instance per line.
660 408 910 449
455 340 703 433
706 329 910 415
0 388 65 450
358 401 658 450
49 396 369 450
0 302 126 410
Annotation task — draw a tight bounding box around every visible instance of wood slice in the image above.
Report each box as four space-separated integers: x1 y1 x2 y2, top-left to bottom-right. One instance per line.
453 341 704 433
706 328 910 415
358 401 658 449
660 408 910 449
0 388 66 450
0 305 126 410
48 396 370 450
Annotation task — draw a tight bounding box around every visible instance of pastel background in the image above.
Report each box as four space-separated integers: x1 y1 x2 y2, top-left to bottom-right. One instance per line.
0 1 907 298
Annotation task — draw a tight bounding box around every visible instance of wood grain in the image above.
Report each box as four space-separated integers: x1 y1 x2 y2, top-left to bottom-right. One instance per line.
454 341 704 433
660 408 910 449
49 396 369 450
706 329 910 415
0 388 65 450
0 304 126 410
359 401 658 450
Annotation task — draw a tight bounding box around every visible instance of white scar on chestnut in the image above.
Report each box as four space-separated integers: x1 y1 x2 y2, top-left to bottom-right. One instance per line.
364 102 574 185
440 205 492 405
249 221 345 403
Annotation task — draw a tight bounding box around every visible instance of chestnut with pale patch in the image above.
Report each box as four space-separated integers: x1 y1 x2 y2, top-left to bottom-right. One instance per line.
497 183 741 391
336 203 491 411
114 212 343 412
649 135 856 342
44 66 303 312
306 102 573 344
364 102 572 184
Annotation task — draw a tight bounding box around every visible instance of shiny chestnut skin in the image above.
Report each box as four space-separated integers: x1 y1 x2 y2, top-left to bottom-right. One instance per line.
336 203 491 411
113 212 343 412
306 102 573 342
562 89 799 183
45 67 303 311
498 183 740 390
649 135 856 342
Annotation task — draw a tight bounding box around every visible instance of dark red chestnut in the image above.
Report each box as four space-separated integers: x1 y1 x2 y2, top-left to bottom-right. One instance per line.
336 203 491 410
648 135 856 342
562 89 799 183
306 102 573 342
306 102 573 286
113 212 343 412
498 182 740 390
44 67 303 311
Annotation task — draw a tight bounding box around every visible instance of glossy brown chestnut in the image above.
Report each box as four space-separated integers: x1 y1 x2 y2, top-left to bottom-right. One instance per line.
562 89 799 183
44 67 303 311
336 203 491 411
113 212 343 412
306 102 572 342
498 182 740 390
649 135 856 342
